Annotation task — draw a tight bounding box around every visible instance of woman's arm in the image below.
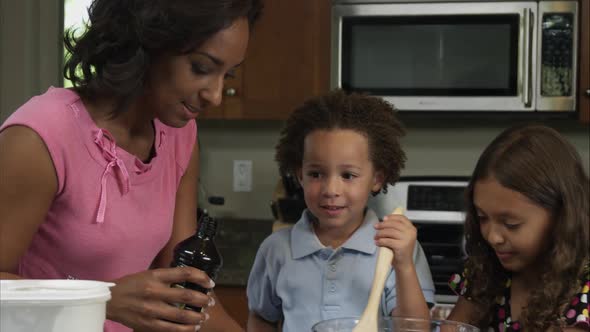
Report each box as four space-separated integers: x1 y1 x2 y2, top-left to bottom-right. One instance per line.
247 311 279 332
151 137 244 332
150 139 200 269
0 126 58 279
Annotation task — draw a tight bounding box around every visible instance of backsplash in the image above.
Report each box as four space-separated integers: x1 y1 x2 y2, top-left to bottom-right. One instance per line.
215 218 273 286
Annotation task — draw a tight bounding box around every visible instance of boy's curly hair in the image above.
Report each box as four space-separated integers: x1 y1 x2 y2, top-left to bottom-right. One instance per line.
463 124 589 330
275 90 406 194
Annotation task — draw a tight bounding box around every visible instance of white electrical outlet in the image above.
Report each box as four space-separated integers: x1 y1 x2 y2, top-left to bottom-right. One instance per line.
233 160 253 192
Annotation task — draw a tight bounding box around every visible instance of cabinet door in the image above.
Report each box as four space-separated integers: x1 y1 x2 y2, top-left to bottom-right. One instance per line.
579 0 589 123
201 0 331 120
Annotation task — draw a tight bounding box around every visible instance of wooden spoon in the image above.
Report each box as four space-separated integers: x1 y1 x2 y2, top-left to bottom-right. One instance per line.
352 207 404 332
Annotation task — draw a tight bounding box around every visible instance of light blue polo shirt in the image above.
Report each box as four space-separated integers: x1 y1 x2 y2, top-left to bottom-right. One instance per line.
247 209 435 332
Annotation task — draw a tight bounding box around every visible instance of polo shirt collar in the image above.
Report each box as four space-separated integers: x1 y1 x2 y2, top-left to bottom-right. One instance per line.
291 209 379 259
341 209 379 255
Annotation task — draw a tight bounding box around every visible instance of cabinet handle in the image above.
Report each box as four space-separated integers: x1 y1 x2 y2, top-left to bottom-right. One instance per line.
224 88 237 97
586 89 590 97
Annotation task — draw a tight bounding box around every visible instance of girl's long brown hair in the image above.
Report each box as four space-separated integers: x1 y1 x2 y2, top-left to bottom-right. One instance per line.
463 124 589 330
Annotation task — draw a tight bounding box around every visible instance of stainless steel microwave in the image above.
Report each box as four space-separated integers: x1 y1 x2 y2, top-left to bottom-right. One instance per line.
331 0 579 112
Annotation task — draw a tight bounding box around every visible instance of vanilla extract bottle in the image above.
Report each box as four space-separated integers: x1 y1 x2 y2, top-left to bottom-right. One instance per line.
171 210 222 312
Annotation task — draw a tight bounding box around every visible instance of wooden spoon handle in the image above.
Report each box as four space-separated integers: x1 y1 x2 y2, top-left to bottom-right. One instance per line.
362 246 394 316
355 207 404 327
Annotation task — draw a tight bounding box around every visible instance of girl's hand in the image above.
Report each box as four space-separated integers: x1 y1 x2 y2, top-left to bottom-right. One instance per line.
107 266 214 332
374 213 417 272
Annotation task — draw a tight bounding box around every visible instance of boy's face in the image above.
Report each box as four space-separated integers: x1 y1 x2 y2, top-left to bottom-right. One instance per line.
474 176 553 275
297 129 384 241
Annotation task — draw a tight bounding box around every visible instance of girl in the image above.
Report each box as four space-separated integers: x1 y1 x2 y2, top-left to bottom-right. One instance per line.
448 124 589 331
0 1 262 331
246 90 435 332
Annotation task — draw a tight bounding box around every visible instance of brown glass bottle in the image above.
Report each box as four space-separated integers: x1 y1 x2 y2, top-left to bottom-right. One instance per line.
171 211 222 312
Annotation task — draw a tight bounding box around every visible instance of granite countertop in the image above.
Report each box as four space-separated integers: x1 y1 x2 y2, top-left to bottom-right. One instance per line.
215 218 274 286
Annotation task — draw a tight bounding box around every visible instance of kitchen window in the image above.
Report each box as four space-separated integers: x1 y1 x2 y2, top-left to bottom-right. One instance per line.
62 0 92 87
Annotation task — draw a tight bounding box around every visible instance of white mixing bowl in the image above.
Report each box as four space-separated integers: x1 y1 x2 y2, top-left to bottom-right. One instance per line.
1 279 114 332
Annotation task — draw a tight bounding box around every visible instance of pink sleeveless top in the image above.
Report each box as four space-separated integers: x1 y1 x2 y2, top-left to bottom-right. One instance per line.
0 87 197 332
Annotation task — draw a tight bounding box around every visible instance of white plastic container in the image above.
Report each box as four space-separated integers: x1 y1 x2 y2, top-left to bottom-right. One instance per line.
0 279 114 332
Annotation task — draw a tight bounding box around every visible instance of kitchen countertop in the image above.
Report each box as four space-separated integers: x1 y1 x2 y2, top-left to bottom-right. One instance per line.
215 218 274 286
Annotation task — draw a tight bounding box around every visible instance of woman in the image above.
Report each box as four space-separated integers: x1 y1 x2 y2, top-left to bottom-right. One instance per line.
0 0 262 331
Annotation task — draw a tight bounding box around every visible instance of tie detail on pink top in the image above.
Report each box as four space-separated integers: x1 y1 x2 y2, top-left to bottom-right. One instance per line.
93 129 130 223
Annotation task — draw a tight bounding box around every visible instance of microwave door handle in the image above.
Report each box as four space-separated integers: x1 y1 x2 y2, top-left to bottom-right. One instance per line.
522 8 533 108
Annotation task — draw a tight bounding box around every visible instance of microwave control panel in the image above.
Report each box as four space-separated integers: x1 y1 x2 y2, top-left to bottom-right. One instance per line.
541 13 574 97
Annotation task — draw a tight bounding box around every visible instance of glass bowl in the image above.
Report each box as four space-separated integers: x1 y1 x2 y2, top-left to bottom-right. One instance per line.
311 317 479 332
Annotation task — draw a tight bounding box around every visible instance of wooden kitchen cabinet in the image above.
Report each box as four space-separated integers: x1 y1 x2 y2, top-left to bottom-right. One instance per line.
579 0 589 124
200 0 331 120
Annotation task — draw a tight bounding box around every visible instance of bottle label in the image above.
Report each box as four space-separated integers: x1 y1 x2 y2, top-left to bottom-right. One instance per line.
171 264 210 312
171 283 191 311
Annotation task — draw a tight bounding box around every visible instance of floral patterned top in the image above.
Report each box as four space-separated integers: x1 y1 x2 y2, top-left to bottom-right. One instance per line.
449 268 590 332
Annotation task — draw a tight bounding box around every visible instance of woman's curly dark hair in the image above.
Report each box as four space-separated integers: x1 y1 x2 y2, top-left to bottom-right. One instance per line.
275 89 406 194
64 0 262 113
462 124 589 330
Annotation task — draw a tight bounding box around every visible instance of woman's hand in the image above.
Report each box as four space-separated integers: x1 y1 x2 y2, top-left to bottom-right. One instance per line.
107 266 214 332
374 213 417 272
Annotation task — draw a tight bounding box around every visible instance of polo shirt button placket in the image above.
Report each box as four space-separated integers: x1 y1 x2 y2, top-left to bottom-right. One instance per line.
329 282 336 292
320 249 332 261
